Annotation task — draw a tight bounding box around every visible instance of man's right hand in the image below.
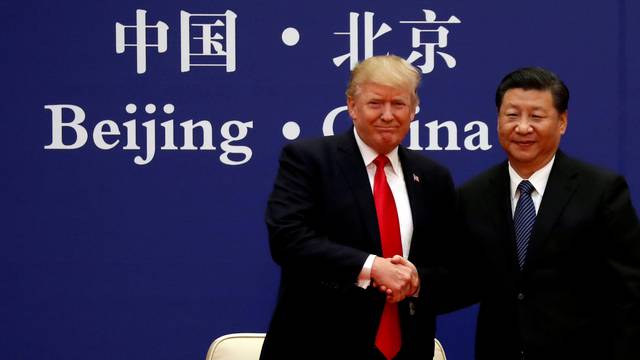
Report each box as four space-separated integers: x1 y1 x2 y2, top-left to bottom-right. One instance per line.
370 256 417 303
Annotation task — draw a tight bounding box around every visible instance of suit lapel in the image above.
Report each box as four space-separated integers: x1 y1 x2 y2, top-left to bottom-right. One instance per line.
336 129 382 255
397 147 428 260
527 151 579 267
487 162 521 272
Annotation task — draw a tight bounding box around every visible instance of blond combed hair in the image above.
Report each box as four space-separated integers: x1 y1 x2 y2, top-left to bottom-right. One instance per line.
346 55 421 106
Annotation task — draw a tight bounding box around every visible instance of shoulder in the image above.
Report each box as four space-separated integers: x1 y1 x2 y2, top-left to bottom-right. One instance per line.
459 161 507 193
399 147 452 181
282 133 339 154
557 152 618 180
275 131 359 182
553 153 635 213
558 153 639 231
279 132 345 163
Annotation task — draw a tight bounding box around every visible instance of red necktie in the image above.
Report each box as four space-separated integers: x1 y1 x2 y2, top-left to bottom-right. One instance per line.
372 155 402 360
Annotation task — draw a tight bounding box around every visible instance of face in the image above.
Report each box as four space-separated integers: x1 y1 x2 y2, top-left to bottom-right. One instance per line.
347 82 416 155
498 88 567 177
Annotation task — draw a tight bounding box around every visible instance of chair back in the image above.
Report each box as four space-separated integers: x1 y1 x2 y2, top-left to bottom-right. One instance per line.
206 333 447 360
205 333 265 360
434 338 447 360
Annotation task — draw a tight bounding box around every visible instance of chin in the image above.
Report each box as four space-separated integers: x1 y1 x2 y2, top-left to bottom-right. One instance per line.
509 147 535 158
376 135 397 145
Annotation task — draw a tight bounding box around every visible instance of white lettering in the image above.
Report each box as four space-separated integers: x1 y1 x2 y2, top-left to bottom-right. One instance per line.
180 120 216 150
44 103 255 166
321 105 492 151
44 104 88 149
424 120 461 150
220 120 253 165
160 120 178 150
122 119 139 150
463 121 492 150
407 120 422 150
322 106 348 136
93 120 120 150
134 120 156 165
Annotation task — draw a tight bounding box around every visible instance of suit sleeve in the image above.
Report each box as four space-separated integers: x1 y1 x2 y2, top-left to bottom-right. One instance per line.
422 180 487 314
602 176 640 359
412 165 476 313
265 143 370 283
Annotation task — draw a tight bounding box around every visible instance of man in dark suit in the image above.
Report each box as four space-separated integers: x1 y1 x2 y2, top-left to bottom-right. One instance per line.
260 55 456 359
457 67 640 359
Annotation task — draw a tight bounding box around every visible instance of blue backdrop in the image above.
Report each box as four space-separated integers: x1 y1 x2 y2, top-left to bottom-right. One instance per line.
2 1 639 359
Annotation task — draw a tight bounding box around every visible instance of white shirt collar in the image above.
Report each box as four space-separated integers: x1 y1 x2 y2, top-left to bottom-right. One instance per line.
508 155 555 200
353 127 401 175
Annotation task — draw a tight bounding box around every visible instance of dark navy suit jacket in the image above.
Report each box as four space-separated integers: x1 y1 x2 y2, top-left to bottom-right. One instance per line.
457 151 640 360
261 129 457 360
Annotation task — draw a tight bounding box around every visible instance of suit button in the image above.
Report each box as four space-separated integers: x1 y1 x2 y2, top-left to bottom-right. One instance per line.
517 293 525 300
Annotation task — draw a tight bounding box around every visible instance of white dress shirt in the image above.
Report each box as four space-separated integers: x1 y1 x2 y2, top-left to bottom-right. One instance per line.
508 155 556 217
353 128 414 288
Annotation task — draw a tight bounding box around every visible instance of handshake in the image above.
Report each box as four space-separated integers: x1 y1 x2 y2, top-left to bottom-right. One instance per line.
371 255 420 303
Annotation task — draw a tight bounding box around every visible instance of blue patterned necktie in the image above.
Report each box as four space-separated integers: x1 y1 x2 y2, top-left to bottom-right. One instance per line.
514 180 536 270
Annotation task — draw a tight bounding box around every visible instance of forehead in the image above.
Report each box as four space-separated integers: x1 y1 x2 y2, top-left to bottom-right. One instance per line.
501 88 554 109
355 82 413 99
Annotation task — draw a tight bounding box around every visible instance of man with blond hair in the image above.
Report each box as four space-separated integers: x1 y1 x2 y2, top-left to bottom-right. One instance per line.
261 55 457 359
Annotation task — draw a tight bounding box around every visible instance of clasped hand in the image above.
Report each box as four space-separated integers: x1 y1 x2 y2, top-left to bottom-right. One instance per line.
371 255 419 303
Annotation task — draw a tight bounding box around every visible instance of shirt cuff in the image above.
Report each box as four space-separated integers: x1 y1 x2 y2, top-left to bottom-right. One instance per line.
412 284 420 297
356 254 376 289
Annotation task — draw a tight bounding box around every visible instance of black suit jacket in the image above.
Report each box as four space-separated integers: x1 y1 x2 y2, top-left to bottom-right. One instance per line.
457 151 640 360
260 129 456 360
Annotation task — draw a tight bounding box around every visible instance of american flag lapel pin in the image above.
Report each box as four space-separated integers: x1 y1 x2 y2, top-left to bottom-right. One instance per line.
413 173 420 182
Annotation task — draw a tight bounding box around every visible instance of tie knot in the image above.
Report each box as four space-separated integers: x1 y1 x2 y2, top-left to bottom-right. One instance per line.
373 155 390 169
518 180 535 195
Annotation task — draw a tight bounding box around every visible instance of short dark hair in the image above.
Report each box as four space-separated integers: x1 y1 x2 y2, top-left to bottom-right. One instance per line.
495 67 569 113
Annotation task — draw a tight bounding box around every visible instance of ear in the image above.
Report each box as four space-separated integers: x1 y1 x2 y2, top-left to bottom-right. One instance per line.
559 111 568 135
347 96 356 118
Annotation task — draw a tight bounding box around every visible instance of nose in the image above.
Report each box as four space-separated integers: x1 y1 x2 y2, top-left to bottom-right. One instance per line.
380 103 394 121
514 117 532 134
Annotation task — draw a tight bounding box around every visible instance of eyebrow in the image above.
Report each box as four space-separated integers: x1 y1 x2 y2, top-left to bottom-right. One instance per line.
503 102 549 110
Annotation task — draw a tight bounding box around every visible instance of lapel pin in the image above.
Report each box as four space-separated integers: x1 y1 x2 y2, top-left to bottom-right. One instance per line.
413 173 420 182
